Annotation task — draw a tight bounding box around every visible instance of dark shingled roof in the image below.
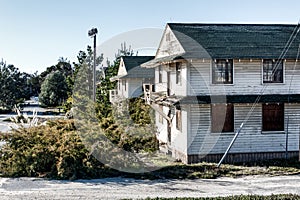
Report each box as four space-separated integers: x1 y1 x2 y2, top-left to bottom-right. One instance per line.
168 23 300 59
121 56 155 78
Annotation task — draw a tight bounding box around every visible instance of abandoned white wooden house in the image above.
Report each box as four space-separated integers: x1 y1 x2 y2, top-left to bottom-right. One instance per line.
142 23 300 164
109 56 154 103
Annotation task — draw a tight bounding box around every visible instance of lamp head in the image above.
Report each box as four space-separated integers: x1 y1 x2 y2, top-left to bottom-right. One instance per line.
88 28 98 37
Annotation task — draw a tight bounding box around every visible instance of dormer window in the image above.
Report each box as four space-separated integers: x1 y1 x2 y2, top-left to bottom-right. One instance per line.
263 59 283 83
212 59 233 84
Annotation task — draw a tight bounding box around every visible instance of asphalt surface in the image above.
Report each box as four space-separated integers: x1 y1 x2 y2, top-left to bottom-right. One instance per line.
0 175 300 200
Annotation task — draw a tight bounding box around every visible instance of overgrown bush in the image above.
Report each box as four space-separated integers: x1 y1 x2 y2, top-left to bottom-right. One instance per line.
0 120 108 179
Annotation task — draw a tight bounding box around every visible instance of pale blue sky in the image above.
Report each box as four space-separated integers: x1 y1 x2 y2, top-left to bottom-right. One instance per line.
0 0 299 73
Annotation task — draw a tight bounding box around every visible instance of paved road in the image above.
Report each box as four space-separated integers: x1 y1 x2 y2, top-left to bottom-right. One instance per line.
0 175 300 200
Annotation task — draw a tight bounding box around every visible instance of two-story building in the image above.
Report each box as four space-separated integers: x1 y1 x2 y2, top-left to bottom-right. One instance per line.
142 23 300 164
110 56 154 103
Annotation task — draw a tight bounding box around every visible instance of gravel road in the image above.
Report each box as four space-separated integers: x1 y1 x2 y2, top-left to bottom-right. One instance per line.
1 175 300 200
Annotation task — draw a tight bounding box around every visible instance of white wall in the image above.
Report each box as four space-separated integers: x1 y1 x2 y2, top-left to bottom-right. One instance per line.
188 59 300 96
187 103 300 155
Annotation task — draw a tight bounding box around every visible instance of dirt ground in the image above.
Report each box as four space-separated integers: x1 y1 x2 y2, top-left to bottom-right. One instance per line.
1 175 300 200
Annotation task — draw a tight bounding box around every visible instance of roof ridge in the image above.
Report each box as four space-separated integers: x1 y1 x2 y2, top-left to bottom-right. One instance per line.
167 22 298 26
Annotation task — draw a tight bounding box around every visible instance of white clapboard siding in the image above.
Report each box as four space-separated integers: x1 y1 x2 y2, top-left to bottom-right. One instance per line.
188 104 300 155
188 59 300 96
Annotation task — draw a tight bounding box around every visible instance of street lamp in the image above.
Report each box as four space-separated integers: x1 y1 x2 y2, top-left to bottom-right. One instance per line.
88 28 98 102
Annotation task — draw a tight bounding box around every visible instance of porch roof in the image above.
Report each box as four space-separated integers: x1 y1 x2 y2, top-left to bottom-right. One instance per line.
175 94 300 105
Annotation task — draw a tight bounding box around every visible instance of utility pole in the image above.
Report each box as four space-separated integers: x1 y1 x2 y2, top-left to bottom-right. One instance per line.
88 28 98 102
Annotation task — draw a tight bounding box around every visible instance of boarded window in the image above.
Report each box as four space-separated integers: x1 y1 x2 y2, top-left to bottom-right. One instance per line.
158 66 163 83
212 59 233 84
211 104 234 133
176 109 182 131
263 59 283 83
262 103 284 131
176 62 182 85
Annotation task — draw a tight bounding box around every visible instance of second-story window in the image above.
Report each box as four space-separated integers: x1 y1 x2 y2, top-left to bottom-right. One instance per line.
263 59 283 83
212 59 233 84
176 62 182 85
158 66 163 83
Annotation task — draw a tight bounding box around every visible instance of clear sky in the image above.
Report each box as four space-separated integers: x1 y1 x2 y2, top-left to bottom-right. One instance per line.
0 0 299 73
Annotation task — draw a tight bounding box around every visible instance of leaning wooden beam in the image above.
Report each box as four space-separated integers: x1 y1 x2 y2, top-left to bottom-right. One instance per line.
217 123 244 167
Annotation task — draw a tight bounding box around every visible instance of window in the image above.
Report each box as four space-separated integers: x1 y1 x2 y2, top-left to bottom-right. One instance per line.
263 59 283 83
211 104 234 133
158 66 163 83
159 105 163 124
212 59 233 84
262 103 284 132
176 62 182 85
176 109 182 131
118 81 121 90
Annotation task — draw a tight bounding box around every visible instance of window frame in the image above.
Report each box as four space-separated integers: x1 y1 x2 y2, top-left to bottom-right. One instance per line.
262 103 285 132
212 59 234 84
262 59 284 84
211 103 234 133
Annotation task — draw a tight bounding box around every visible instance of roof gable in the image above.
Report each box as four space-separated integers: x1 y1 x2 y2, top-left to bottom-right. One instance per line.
168 23 300 59
115 56 155 79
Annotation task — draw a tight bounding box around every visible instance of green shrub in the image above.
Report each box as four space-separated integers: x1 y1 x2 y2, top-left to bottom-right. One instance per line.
0 120 108 179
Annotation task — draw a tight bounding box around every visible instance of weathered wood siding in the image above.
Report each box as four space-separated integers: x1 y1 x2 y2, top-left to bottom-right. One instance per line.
188 59 300 96
187 103 300 155
156 25 185 58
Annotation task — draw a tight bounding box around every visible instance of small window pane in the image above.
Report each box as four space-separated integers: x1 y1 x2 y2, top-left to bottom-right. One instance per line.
263 59 283 83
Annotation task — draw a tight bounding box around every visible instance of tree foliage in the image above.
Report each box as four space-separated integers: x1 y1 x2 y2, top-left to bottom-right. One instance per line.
0 60 30 110
0 120 106 179
39 71 68 107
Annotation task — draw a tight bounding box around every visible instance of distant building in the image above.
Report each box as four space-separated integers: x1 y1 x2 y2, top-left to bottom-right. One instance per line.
109 56 155 103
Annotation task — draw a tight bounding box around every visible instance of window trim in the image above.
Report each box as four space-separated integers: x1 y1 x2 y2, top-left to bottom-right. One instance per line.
211 103 234 133
211 59 234 85
262 59 285 84
261 103 285 133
